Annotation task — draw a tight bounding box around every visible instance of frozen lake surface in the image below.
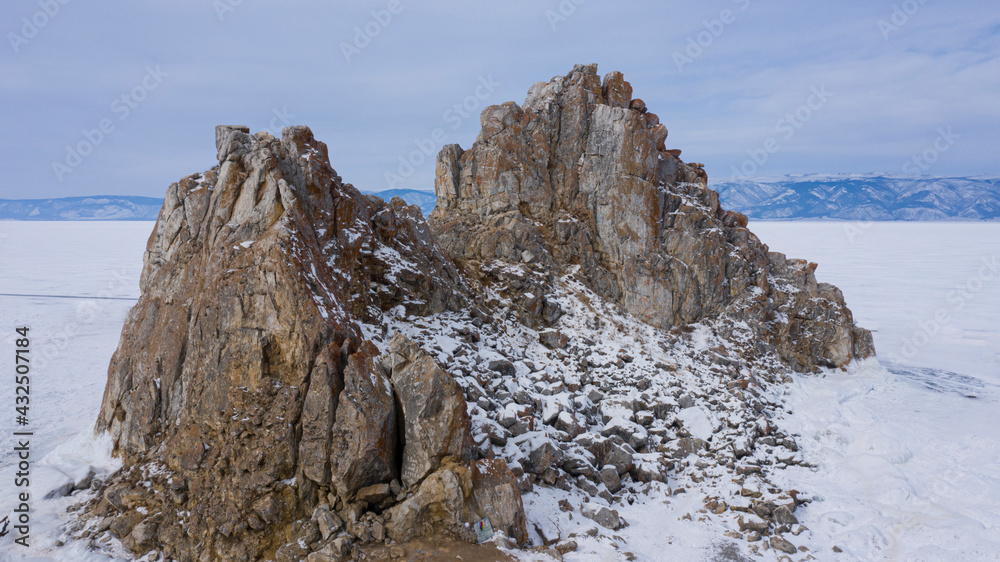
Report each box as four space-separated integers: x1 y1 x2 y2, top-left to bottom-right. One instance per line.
0 220 997 561
750 221 1000 561
750 221 1000 385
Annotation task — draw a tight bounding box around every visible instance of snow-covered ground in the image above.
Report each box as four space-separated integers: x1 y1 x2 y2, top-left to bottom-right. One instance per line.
752 221 1000 561
1 220 998 561
0 222 145 561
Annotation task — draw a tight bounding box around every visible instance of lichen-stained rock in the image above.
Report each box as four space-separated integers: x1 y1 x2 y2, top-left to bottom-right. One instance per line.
386 459 528 547
385 333 473 488
429 64 872 371
91 125 468 560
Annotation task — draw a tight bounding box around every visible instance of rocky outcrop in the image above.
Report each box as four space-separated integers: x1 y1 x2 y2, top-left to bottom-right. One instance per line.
429 64 873 371
84 64 877 561
88 125 523 560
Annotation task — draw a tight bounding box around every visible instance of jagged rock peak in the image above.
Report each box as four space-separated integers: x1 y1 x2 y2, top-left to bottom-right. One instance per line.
88 125 522 560
429 64 873 371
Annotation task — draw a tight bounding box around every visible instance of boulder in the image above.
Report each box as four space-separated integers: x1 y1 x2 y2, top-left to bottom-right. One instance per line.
773 505 799 526
554 411 585 437
629 98 647 113
598 465 622 494
386 459 527 547
354 483 392 506
601 417 648 451
539 330 568 349
738 515 770 534
329 342 398 498
520 439 564 475
587 437 635 475
488 360 516 377
770 535 797 555
580 504 623 530
385 333 474 488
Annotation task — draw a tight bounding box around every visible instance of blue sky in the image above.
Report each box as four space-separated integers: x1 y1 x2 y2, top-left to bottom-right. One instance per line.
1 0 998 199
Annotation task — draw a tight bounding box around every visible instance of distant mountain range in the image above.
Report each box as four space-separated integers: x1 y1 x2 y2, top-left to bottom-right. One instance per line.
0 196 162 220
712 175 1000 221
371 178 1000 222
4 176 998 221
362 188 438 218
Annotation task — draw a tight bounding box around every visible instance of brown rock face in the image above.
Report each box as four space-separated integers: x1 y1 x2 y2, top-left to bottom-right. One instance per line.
386 458 528 547
429 64 873 371
328 341 398 499
384 333 474 488
90 125 512 560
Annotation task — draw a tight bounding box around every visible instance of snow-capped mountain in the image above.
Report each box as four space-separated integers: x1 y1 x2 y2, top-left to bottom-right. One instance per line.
363 188 437 218
5 177 996 223
712 174 1000 220
369 176 1000 222
0 196 163 220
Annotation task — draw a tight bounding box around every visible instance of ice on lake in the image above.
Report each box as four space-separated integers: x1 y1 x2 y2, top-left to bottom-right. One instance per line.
751 221 1000 561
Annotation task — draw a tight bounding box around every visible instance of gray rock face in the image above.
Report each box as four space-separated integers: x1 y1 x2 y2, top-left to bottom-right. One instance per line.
299 345 344 487
430 64 873 372
385 333 474 488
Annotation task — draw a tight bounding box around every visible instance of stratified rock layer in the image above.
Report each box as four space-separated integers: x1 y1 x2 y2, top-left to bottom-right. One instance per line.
430 64 873 371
